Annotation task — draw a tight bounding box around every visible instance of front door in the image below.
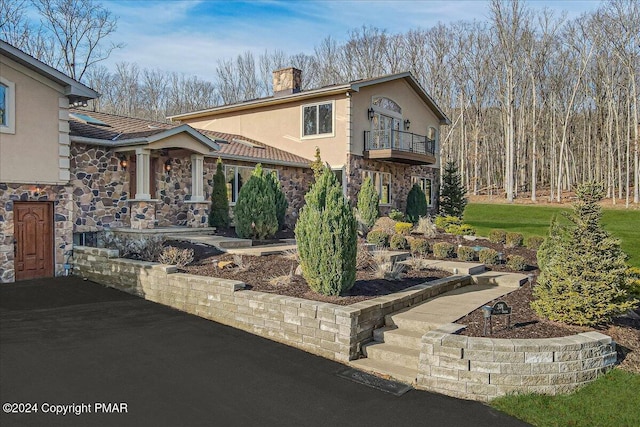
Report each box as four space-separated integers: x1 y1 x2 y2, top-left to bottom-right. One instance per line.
14 202 54 281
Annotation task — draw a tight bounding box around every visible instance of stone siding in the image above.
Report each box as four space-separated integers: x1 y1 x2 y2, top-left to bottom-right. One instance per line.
0 183 74 282
416 324 617 402
73 246 468 362
346 154 439 216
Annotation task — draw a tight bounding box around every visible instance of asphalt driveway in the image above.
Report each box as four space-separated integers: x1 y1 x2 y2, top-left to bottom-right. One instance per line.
0 277 529 427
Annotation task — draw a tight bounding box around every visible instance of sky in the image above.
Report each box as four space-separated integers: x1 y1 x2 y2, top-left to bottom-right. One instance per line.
102 0 603 80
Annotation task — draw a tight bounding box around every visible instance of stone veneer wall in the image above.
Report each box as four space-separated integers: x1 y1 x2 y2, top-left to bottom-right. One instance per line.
204 158 313 228
73 246 468 362
0 183 74 282
416 324 617 402
346 154 439 216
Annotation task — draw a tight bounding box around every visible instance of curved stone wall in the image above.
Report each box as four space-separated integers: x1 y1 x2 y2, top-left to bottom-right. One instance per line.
416 324 617 402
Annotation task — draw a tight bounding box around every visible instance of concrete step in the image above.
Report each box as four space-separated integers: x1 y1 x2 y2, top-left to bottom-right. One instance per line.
362 342 420 370
414 259 486 275
472 271 528 288
385 310 443 334
373 326 424 350
349 358 418 385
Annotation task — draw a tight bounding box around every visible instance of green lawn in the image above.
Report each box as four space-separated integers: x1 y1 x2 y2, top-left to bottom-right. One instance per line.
464 203 640 268
490 369 640 427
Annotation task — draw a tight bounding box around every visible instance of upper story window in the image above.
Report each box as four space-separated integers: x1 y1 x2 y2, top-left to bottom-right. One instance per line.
372 97 401 114
0 77 16 134
302 101 333 138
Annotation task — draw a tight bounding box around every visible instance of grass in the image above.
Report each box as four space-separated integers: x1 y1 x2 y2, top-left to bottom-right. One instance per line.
491 369 640 427
464 203 640 268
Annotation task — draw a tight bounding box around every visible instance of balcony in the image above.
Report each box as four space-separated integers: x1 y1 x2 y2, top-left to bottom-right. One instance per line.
364 130 436 165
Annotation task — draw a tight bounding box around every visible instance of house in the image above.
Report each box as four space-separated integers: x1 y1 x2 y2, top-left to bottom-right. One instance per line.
1 41 312 283
170 68 450 215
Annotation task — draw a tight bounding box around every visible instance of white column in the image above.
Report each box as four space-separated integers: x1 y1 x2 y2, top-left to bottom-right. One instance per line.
190 154 205 202
135 148 151 199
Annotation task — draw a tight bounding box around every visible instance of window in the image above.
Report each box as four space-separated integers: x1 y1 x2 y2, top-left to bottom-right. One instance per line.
0 77 15 134
412 176 432 207
362 170 392 205
302 101 333 137
372 96 401 114
225 165 277 204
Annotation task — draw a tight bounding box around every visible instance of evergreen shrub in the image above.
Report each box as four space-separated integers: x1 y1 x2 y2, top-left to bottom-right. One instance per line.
367 230 389 247
488 229 507 244
266 171 288 230
525 236 545 250
506 255 527 271
505 232 524 248
389 234 408 250
433 242 455 259
478 248 499 265
457 246 475 261
410 238 430 255
389 209 405 221
234 164 278 240
439 161 467 217
395 222 413 235
435 215 461 230
295 168 357 296
406 184 428 223
208 158 230 228
357 176 379 229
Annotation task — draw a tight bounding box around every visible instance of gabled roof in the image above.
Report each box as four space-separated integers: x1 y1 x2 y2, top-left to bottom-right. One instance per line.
169 71 450 125
69 109 311 167
0 40 99 102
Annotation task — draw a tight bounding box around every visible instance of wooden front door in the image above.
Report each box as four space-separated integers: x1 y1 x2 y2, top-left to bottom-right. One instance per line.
14 202 54 281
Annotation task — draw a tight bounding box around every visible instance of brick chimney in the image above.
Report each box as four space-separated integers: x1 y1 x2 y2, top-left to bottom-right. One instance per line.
272 67 302 97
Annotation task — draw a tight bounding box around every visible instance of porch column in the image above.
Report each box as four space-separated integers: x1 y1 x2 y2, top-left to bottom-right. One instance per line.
135 148 151 200
190 154 205 202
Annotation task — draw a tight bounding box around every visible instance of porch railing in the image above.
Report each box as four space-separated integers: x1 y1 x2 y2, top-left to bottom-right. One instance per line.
364 130 435 157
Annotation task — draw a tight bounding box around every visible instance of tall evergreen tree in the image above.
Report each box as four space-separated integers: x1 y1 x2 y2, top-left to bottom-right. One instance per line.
266 171 288 230
439 161 467 217
531 182 637 326
208 158 230 228
234 164 278 240
310 147 324 181
357 176 379 229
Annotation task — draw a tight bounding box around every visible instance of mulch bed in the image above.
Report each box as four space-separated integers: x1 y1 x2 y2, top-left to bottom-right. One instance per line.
182 252 450 306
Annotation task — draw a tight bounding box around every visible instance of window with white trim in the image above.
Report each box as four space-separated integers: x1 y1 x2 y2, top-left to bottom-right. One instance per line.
411 176 432 207
302 101 333 137
0 77 16 134
362 170 392 205
225 165 277 204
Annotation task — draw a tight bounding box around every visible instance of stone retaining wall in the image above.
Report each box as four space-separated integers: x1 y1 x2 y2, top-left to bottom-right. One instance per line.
73 246 468 362
417 324 617 402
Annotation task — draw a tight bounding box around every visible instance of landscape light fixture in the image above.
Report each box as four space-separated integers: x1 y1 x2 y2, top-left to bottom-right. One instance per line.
367 107 374 121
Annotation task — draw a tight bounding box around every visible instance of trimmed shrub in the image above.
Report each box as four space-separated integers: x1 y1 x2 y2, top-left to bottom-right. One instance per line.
445 223 476 236
395 222 413 235
433 242 455 259
457 246 475 261
506 255 527 271
409 238 430 256
435 215 461 230
209 158 230 228
266 170 288 230
357 176 379 229
488 229 507 244
234 164 278 240
406 184 428 223
525 235 545 250
389 209 405 221
478 248 499 265
415 216 437 238
505 232 524 248
531 182 637 326
367 230 389 247
102 232 165 262
295 167 357 296
389 234 408 250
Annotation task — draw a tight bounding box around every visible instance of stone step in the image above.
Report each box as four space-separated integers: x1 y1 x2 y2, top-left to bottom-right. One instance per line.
373 326 424 350
362 342 421 370
413 259 486 275
225 244 297 256
370 250 411 263
472 271 529 288
349 358 418 385
385 310 443 334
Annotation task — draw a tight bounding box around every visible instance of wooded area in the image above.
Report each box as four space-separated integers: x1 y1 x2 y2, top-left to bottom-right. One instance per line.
1 0 638 204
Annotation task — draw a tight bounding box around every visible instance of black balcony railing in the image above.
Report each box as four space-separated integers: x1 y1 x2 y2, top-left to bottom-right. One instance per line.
364 130 435 157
